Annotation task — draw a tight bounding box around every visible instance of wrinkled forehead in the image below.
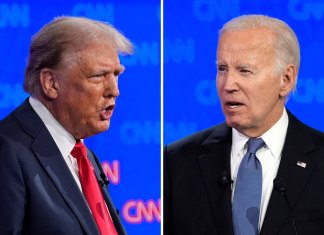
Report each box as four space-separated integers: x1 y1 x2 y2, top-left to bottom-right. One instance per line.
217 28 275 55
216 29 276 66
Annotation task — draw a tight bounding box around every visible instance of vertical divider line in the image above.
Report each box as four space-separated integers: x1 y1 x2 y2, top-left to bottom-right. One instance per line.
160 0 164 234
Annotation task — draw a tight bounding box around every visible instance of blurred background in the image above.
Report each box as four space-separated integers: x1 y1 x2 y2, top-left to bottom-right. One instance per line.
2 0 324 234
164 0 324 144
0 0 160 234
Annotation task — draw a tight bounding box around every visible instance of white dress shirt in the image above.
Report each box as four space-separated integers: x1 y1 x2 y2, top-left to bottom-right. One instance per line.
231 109 289 230
29 97 83 193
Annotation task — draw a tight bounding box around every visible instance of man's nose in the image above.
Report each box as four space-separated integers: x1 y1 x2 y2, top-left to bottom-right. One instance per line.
104 75 120 98
223 71 239 92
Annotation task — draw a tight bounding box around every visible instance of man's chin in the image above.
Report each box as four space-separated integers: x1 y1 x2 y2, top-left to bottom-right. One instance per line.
82 121 111 138
225 118 240 128
97 120 111 132
225 119 246 133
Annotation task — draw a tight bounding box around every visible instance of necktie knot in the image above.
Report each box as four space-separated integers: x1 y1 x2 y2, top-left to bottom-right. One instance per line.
247 138 265 154
71 140 87 160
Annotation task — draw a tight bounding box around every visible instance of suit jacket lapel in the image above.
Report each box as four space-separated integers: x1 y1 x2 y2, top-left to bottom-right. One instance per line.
14 100 100 235
87 150 127 235
197 124 234 235
261 112 317 234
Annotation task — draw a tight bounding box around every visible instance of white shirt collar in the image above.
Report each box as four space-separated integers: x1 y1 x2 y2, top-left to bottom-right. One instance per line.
232 108 289 159
29 96 76 158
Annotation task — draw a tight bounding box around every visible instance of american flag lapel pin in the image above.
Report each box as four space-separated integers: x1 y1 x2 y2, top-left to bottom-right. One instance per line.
297 161 307 168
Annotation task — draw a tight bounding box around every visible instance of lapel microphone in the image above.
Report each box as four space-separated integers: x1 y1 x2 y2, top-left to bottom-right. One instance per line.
98 173 110 187
219 171 233 189
90 149 110 187
273 178 298 235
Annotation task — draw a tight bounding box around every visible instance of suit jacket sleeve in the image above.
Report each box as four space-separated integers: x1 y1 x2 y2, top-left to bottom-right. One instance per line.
0 137 26 234
163 145 171 235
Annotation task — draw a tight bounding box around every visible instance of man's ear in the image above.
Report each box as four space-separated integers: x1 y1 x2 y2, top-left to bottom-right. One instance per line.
279 64 297 98
39 68 59 99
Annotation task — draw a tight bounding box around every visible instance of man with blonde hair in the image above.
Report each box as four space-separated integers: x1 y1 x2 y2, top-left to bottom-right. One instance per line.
0 16 133 235
164 14 324 235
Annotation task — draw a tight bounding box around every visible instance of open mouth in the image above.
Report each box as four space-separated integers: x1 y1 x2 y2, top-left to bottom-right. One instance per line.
225 101 243 109
99 104 115 120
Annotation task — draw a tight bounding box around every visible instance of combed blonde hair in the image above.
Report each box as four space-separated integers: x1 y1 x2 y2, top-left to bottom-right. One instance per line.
24 16 133 95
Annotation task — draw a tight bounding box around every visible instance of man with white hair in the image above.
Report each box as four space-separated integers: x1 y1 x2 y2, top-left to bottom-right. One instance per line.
164 14 324 235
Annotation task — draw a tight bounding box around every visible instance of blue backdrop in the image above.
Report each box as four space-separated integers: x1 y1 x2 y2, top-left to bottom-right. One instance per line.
2 0 324 234
0 1 160 234
164 0 324 145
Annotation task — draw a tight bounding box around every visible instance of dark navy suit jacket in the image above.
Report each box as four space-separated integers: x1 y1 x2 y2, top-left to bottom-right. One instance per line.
164 111 324 235
0 99 126 235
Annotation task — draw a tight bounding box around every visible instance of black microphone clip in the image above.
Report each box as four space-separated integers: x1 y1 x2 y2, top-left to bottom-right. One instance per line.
273 178 298 235
219 171 233 187
98 173 110 187
273 178 288 199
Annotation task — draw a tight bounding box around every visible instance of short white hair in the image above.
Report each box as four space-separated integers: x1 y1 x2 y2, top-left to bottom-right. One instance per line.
219 14 300 89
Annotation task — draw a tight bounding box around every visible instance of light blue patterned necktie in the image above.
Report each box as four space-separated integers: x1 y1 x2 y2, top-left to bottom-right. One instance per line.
232 138 265 235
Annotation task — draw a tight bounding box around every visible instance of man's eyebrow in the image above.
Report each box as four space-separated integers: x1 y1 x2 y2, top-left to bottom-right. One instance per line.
118 64 125 74
215 61 227 66
93 64 125 75
236 64 256 70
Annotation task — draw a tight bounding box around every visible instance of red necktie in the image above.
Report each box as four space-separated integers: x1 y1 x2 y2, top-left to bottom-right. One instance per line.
71 141 118 235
